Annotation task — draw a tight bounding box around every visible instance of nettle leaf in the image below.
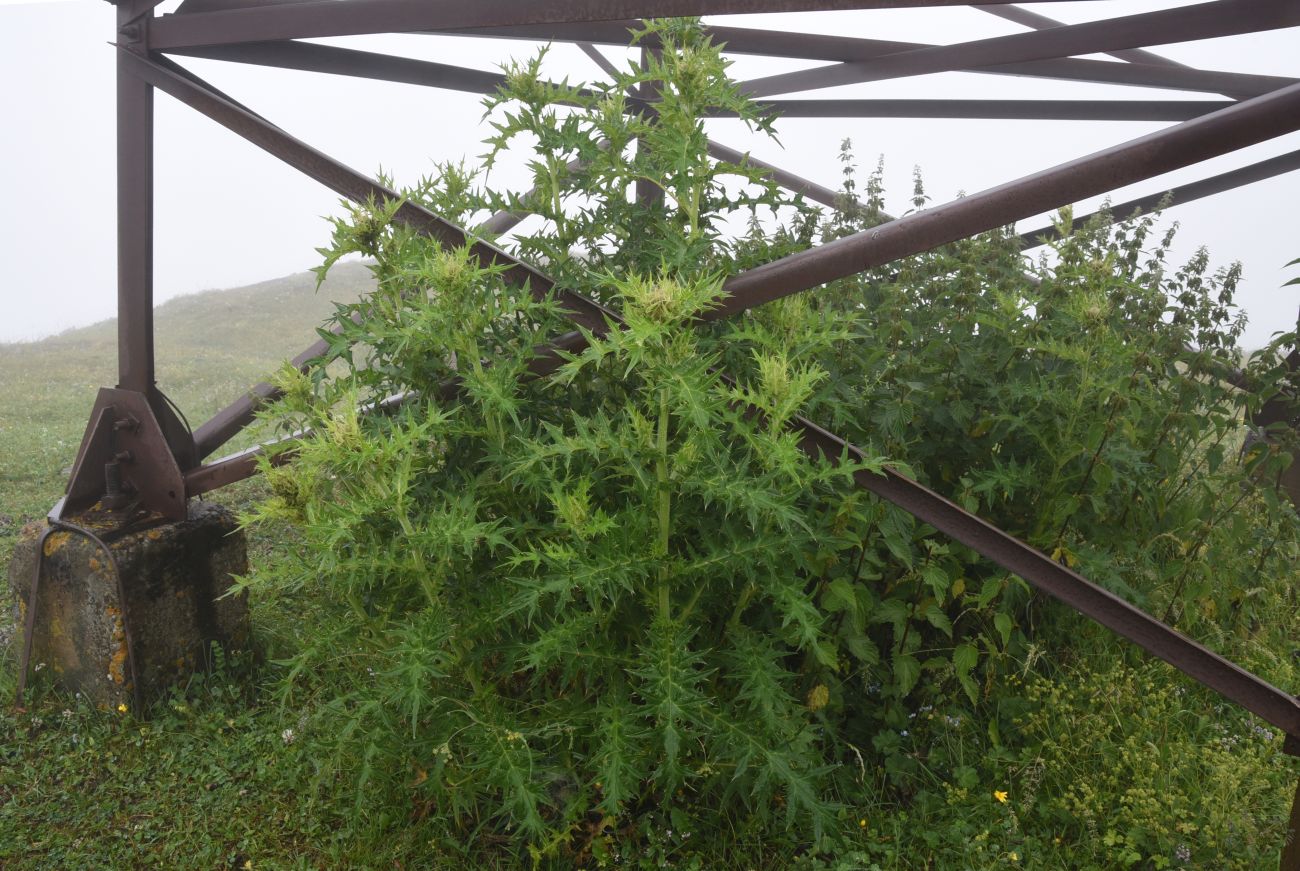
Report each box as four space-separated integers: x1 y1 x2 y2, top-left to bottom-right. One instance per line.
957 672 980 706
843 630 879 665
821 577 860 618
872 598 910 639
921 563 950 604
923 602 953 638
994 612 1014 648
893 652 922 698
880 508 916 568
975 576 1003 608
952 642 978 674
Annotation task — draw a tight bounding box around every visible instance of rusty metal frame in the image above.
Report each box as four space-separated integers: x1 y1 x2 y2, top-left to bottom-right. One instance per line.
736 1 1300 97
459 21 1296 96
57 0 1300 860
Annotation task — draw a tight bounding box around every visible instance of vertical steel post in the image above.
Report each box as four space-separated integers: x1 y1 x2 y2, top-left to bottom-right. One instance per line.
116 9 155 394
58 5 195 519
635 44 662 205
1286 785 1300 871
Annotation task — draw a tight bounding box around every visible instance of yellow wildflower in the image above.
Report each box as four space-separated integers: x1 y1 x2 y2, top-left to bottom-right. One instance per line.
117 703 128 714
993 790 1008 803
858 818 867 829
1008 851 1019 862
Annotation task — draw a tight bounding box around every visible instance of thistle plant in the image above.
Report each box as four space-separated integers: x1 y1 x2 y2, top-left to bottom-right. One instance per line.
241 19 1300 866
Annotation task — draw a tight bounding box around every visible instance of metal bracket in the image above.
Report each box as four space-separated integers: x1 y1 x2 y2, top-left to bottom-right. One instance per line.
1283 775 1300 871
116 0 152 56
63 388 191 522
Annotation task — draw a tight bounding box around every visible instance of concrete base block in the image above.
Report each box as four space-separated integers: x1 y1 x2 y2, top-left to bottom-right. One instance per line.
7 502 250 709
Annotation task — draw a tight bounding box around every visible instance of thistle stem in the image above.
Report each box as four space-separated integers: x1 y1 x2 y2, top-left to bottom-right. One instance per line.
656 388 672 621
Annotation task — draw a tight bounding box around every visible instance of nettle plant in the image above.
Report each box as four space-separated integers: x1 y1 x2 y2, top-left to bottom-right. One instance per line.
244 18 1299 863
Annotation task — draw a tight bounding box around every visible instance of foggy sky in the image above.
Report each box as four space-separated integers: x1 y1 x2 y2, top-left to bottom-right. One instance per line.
2 0 1297 353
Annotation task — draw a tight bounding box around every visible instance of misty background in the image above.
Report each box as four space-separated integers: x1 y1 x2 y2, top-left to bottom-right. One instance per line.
2 0 1297 356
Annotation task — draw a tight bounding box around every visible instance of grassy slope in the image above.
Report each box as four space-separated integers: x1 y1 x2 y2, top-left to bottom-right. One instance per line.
0 262 373 563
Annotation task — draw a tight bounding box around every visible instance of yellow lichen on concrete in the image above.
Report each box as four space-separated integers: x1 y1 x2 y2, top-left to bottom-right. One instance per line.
108 643 128 685
43 532 71 557
89 557 101 572
146 529 163 541
107 609 127 685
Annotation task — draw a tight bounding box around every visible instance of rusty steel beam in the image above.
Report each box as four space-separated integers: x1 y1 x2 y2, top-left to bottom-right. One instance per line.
125 52 621 457
733 99 1233 121
195 143 599 461
120 51 615 332
795 419 1300 740
1018 148 1300 249
185 430 301 494
455 21 1294 98
171 0 294 12
708 80 1300 318
577 41 623 80
168 0 1093 13
191 313 365 460
707 140 849 211
167 43 1236 125
164 41 623 108
973 4 1264 105
61 6 200 519
155 14 1293 101
147 0 1104 50
166 39 631 110
167 41 510 94
740 0 1300 98
975 3 1194 72
703 25 1291 98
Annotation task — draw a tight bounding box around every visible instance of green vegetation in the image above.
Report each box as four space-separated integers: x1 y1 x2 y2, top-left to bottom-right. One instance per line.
3 20 1299 870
